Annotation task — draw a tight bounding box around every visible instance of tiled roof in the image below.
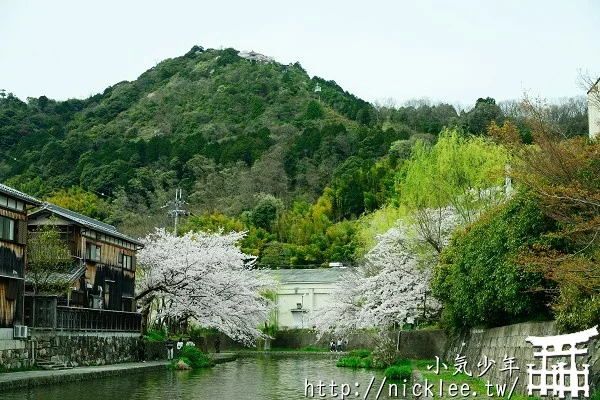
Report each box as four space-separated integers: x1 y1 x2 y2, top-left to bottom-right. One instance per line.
30 203 144 247
261 268 350 284
25 264 86 286
0 183 41 205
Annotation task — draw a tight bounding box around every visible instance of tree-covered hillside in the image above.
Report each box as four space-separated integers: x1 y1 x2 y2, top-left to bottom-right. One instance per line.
0 46 589 268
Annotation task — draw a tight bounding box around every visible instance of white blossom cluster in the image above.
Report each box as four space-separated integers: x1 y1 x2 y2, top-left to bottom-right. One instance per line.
311 207 459 337
136 228 274 346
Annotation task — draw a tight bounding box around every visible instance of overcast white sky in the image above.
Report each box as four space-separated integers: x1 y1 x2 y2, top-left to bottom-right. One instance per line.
1 0 599 107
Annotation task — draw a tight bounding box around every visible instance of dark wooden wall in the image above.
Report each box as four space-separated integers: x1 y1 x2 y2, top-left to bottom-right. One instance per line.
0 204 28 327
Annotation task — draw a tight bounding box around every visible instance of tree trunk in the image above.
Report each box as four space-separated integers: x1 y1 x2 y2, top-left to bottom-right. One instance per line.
141 306 150 335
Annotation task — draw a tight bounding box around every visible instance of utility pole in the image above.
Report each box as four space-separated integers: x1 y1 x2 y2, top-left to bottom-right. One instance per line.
165 188 186 236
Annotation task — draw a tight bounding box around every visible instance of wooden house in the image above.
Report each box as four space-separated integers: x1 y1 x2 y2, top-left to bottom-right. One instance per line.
0 183 41 328
27 203 144 331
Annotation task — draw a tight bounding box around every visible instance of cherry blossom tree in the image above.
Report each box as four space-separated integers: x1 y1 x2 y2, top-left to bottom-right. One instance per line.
311 207 457 337
136 228 273 346
310 268 365 337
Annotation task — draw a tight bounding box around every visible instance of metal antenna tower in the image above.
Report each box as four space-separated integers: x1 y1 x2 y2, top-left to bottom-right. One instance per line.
165 188 186 236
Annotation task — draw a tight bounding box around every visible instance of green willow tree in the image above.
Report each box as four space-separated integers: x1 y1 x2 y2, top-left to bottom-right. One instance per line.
396 129 509 259
400 129 509 224
27 222 73 326
27 224 72 294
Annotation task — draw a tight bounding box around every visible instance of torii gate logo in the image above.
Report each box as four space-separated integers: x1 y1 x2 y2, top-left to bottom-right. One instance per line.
526 326 598 398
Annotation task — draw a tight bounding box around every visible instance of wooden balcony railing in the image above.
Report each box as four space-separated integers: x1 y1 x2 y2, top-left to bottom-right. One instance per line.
25 297 141 333
55 306 141 332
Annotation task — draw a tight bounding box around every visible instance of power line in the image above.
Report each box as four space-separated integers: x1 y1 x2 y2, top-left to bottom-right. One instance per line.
163 188 187 236
0 149 112 199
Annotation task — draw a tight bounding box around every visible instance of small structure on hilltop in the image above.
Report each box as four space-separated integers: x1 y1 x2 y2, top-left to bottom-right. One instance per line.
0 183 41 336
261 267 348 329
238 50 274 63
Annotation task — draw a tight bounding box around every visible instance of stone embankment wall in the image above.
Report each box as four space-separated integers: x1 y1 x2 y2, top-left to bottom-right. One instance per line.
0 328 30 369
0 330 141 369
32 331 140 367
444 321 600 394
0 339 30 369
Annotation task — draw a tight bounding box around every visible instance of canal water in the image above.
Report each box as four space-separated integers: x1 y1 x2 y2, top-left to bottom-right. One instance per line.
5 355 398 399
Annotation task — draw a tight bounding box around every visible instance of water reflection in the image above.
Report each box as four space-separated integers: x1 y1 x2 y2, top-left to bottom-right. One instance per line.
4 355 393 400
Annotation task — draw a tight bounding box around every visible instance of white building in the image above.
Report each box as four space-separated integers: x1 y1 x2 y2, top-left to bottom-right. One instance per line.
263 268 348 329
588 77 600 139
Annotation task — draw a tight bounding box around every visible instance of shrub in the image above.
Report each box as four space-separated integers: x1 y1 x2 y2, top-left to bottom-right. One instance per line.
168 356 192 370
349 349 371 358
394 358 411 367
337 355 373 369
361 356 373 369
337 356 362 368
371 335 397 369
176 346 214 369
384 365 412 381
432 192 554 332
144 329 166 342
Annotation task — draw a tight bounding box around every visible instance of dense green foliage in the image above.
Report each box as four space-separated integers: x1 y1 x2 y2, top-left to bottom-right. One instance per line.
0 45 588 272
432 192 555 332
174 346 214 369
336 356 372 368
384 365 412 380
337 350 373 369
144 328 167 342
399 130 507 213
348 349 371 358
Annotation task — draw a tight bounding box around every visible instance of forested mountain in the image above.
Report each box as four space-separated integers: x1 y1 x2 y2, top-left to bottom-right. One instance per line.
0 46 589 267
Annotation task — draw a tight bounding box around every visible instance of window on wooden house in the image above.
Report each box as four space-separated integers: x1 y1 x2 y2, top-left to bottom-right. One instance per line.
122 254 133 270
86 243 101 262
0 215 15 241
0 196 24 211
122 298 133 312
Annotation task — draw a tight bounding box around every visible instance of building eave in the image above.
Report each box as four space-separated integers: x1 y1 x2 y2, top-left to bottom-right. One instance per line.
0 183 42 206
29 203 144 247
587 77 600 94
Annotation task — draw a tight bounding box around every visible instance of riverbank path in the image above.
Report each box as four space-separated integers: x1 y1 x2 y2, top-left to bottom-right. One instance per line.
0 360 168 390
0 353 237 390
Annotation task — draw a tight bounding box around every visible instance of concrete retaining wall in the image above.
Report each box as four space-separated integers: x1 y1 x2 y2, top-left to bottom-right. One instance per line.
191 329 448 360
399 329 447 360
444 321 600 394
